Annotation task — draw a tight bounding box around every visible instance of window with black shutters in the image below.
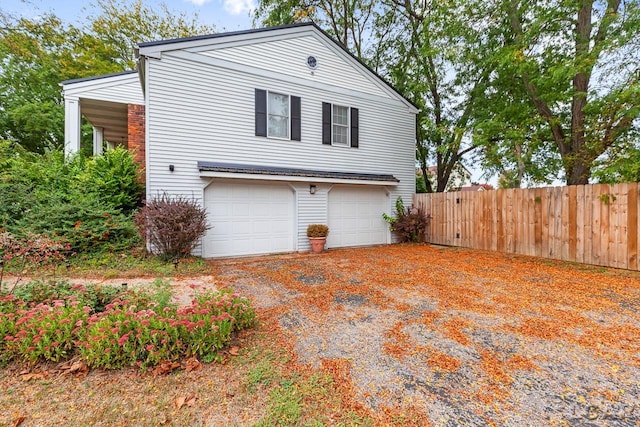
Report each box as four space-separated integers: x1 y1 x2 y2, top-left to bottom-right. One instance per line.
255 89 301 141
322 102 359 148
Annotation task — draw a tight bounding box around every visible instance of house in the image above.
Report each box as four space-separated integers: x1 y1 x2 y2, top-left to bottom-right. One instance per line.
61 23 418 258
459 183 494 192
423 164 472 192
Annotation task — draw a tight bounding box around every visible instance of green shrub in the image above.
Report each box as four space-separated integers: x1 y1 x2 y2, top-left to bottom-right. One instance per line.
79 147 144 215
14 195 139 252
80 288 255 370
0 295 22 365
75 284 123 313
12 280 74 304
8 302 90 364
10 280 124 314
194 288 256 331
0 146 142 253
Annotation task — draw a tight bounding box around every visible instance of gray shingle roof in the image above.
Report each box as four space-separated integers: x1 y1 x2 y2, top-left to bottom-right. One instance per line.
197 161 399 183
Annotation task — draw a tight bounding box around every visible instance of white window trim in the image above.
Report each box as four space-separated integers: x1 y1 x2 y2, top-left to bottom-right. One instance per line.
267 91 291 140
331 104 350 147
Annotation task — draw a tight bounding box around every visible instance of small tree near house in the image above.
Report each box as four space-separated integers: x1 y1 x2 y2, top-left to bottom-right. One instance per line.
134 193 209 262
383 197 430 243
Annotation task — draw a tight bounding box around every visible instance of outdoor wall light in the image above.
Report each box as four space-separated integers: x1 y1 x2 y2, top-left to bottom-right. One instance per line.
169 164 175 172
309 184 317 194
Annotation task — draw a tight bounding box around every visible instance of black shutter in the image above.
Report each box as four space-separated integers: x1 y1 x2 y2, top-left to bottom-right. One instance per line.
350 107 359 148
291 96 301 141
322 102 332 145
255 89 267 137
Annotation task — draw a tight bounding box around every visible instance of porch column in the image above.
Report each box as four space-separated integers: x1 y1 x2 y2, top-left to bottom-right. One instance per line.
92 126 104 155
64 97 81 156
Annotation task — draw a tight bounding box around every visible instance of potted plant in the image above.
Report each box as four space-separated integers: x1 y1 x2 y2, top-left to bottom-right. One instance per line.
307 224 329 253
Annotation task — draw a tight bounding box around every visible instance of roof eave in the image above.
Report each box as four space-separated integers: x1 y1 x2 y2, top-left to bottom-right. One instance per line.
197 161 399 185
135 23 418 111
60 70 138 87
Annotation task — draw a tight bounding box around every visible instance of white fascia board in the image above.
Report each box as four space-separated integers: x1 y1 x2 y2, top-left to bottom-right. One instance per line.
62 74 143 104
168 50 413 111
62 73 139 92
199 171 399 187
138 26 313 59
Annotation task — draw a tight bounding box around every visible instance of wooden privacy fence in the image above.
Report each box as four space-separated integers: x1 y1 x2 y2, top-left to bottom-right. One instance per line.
413 183 640 271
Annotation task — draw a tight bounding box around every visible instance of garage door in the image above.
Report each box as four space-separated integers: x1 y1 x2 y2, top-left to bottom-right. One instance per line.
203 181 295 257
327 185 389 248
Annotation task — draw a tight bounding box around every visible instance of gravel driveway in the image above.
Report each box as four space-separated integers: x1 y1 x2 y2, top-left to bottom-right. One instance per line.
214 245 640 426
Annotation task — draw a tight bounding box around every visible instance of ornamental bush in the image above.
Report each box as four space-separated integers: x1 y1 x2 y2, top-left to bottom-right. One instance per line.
78 147 144 215
383 197 430 243
135 193 209 261
306 224 329 238
9 302 90 364
0 281 255 370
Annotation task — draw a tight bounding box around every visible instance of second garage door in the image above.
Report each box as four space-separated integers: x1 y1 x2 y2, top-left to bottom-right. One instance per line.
327 185 389 248
203 181 295 258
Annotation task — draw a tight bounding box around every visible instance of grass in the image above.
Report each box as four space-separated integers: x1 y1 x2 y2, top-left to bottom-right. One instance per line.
257 379 303 426
1 248 211 288
0 318 373 426
242 343 363 426
66 250 210 277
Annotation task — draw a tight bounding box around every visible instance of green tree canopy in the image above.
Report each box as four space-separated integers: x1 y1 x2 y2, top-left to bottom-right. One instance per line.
0 0 215 153
477 0 640 185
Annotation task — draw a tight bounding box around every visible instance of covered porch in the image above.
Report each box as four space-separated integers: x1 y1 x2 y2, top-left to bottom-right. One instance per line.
61 70 145 158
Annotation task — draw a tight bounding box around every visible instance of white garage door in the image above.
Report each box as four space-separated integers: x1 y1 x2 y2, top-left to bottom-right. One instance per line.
203 181 295 257
327 185 389 248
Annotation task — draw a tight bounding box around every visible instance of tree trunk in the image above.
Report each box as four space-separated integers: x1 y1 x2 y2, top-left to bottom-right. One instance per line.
565 156 591 185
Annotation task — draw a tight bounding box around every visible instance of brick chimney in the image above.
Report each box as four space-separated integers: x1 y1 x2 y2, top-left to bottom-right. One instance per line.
127 104 145 184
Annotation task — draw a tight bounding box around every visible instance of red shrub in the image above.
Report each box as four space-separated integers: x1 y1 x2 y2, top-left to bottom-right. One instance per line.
134 194 208 261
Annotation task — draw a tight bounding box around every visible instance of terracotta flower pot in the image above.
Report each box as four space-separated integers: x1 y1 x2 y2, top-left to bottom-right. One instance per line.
309 237 327 253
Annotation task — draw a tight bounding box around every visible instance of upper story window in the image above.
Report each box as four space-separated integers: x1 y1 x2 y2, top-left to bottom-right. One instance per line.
332 105 349 146
322 102 359 148
255 89 301 141
267 92 290 139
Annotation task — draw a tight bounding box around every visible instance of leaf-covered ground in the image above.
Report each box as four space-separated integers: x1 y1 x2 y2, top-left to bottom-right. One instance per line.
1 244 639 426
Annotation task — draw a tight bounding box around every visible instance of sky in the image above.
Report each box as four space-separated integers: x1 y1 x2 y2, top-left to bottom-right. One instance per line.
2 0 254 32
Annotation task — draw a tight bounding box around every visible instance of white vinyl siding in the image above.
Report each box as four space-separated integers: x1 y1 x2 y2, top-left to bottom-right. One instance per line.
199 34 388 98
294 183 329 252
63 74 143 105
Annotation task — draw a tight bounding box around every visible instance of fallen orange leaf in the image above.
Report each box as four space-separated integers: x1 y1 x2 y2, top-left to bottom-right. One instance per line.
21 373 44 382
184 357 202 372
153 361 181 376
176 392 197 409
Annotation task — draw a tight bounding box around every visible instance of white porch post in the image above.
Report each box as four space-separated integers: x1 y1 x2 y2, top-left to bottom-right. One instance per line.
92 126 104 155
64 97 81 156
